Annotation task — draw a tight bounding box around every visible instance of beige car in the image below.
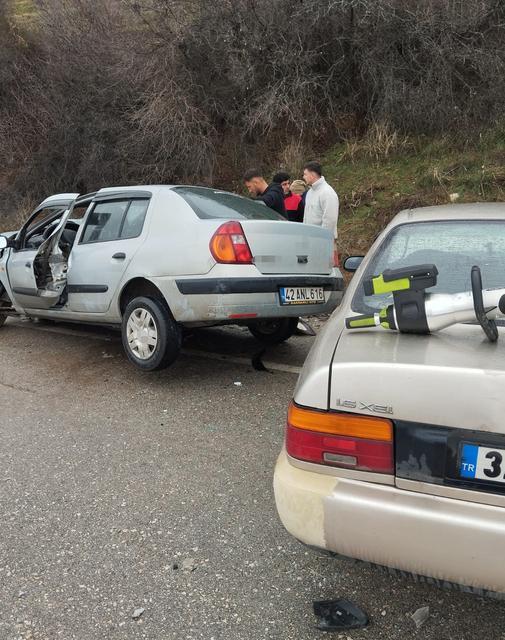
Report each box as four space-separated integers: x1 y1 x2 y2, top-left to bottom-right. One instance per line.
274 203 505 596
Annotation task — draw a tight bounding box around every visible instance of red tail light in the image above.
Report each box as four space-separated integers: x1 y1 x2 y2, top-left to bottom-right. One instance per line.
333 250 340 268
285 402 393 474
210 221 253 264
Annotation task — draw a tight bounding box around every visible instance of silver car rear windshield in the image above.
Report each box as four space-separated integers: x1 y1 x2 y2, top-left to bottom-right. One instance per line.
173 187 285 221
353 220 505 316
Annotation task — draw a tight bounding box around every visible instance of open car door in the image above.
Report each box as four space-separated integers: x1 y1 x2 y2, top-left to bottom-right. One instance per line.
7 199 77 310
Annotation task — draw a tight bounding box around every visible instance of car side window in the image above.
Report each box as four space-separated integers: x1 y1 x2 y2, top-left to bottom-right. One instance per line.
80 199 149 244
81 201 130 244
120 200 149 239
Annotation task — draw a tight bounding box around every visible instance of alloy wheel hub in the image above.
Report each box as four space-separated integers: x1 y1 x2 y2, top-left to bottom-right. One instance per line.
126 308 158 360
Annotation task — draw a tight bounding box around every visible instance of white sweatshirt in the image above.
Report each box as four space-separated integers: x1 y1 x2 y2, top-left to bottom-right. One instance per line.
303 176 339 238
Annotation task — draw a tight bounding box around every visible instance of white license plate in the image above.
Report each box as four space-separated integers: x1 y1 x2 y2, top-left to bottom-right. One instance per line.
279 286 325 305
460 443 505 484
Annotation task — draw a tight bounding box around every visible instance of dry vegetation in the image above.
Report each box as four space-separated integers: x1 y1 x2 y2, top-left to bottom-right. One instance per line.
2 0 505 250
327 125 505 255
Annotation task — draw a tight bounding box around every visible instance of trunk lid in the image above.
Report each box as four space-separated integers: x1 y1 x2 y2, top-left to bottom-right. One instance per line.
330 324 505 503
330 324 505 431
241 220 333 275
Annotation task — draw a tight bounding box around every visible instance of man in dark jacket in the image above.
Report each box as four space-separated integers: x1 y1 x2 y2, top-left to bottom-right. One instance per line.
272 171 303 222
243 169 286 217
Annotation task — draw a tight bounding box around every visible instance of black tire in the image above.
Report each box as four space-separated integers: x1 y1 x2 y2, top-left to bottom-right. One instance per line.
121 296 181 371
0 286 10 328
248 317 299 345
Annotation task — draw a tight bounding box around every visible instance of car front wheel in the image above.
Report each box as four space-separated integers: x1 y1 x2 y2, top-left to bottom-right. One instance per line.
248 317 298 345
0 288 11 327
122 296 181 371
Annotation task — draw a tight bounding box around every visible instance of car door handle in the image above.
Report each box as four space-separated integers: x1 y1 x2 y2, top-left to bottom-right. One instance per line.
112 252 126 260
25 262 31 268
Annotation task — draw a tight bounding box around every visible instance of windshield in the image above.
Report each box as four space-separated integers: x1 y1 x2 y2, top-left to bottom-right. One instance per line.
353 220 505 314
173 186 285 220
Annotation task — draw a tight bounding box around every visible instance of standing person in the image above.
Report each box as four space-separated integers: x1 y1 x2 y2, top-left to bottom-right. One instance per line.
289 179 307 222
243 169 286 217
302 161 339 238
272 171 302 222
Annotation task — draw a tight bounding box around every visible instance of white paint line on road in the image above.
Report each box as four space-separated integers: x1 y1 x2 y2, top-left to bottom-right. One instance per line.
8 321 302 374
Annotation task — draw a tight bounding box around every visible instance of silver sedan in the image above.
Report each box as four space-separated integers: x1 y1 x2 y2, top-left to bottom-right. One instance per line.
0 186 343 370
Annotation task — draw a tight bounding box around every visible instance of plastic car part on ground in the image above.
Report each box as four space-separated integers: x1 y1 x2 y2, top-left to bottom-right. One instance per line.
296 318 317 336
313 598 369 632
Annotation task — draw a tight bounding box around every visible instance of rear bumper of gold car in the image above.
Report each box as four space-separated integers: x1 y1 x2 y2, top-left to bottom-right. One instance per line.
274 448 505 594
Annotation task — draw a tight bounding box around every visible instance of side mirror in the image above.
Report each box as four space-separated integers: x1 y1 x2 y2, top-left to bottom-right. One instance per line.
343 255 364 272
0 236 8 251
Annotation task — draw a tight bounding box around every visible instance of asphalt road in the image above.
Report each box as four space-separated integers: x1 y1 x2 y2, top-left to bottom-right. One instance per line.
1 318 505 640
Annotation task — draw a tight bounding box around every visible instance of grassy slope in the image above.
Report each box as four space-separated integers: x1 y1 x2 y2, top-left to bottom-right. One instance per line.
4 131 505 235
323 127 505 257
10 0 38 29
13 0 35 19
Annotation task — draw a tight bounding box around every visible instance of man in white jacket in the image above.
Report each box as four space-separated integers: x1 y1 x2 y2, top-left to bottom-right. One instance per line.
302 161 339 238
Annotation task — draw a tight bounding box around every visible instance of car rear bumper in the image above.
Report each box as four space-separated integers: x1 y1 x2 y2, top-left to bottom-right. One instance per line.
175 275 344 295
274 448 505 594
152 273 343 323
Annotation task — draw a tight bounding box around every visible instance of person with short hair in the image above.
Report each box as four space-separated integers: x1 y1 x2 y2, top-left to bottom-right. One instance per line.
302 161 339 237
243 169 286 216
272 171 302 222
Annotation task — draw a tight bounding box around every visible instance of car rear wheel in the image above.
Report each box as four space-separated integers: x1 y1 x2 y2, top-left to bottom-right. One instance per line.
248 317 298 345
122 296 181 371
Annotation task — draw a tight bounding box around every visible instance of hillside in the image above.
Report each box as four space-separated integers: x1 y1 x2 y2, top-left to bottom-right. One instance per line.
3 125 505 258
326 125 505 256
2 1 505 259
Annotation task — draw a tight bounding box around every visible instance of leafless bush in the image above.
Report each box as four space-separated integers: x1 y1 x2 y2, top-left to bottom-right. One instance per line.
1 0 505 211
277 141 306 178
142 0 505 143
0 0 216 205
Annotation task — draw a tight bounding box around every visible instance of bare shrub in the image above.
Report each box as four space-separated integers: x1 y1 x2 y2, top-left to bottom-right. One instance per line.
277 141 306 178
125 56 216 184
1 0 505 210
0 0 217 204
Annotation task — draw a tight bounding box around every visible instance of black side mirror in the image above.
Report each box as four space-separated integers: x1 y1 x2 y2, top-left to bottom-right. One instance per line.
343 255 364 272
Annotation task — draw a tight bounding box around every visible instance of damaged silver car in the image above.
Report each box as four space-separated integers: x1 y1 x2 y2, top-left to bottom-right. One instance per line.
0 186 343 370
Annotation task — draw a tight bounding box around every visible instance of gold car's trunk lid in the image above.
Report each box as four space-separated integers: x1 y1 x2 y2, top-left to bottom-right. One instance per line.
330 323 505 505
330 323 505 432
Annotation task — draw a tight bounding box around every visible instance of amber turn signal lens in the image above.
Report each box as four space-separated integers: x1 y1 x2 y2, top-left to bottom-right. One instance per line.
287 402 393 442
209 221 253 264
210 234 236 262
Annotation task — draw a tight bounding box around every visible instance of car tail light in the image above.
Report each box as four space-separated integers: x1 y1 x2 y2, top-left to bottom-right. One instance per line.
285 402 393 474
209 221 253 264
333 250 341 268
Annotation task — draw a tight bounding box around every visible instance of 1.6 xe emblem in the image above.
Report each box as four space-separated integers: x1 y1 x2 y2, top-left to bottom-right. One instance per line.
336 398 393 415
